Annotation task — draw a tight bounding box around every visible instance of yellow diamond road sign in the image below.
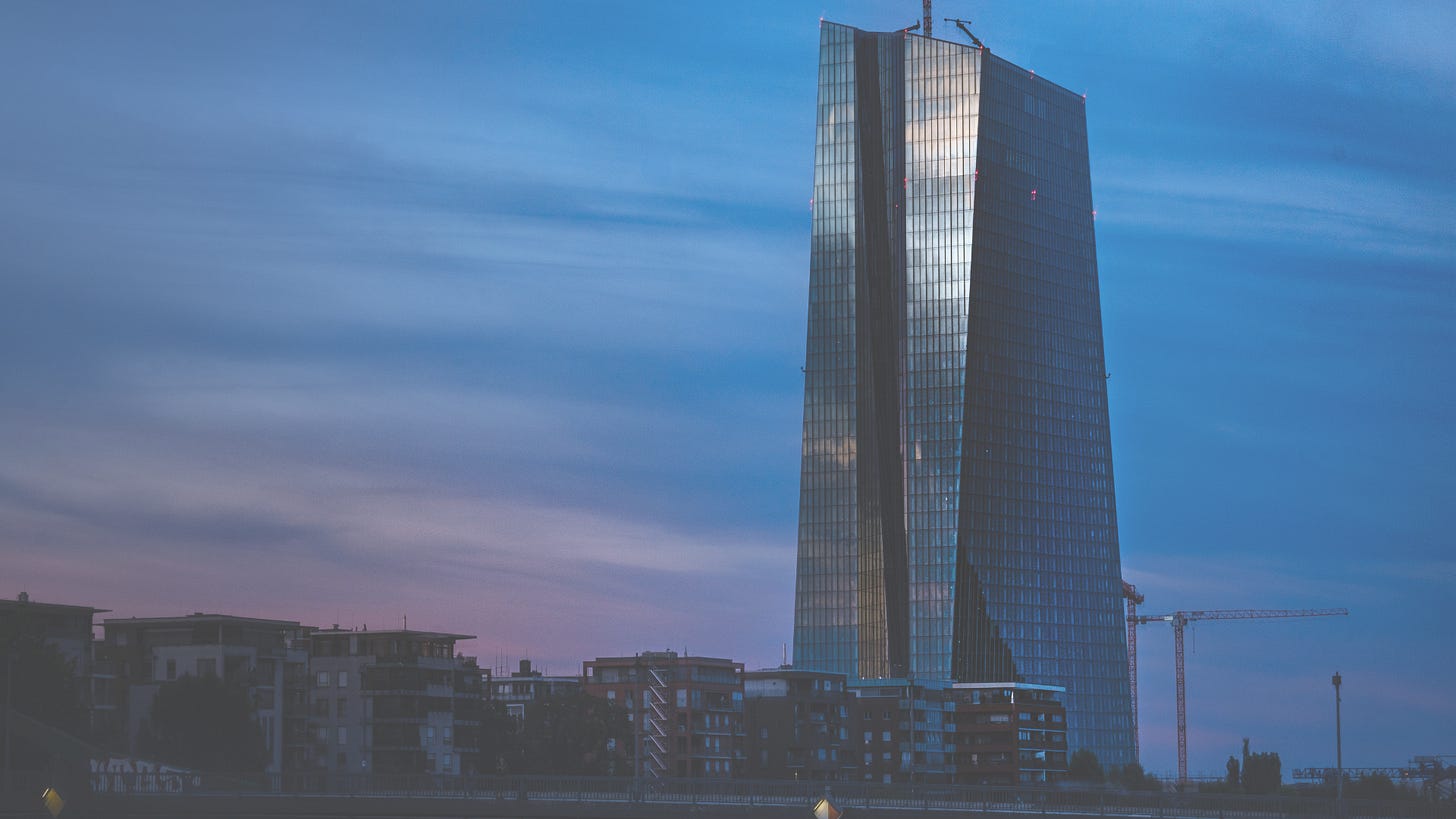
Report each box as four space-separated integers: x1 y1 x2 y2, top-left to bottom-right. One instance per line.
42 787 65 818
813 796 841 819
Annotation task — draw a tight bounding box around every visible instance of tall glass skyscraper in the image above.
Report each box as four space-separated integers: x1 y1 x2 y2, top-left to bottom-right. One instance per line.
793 21 1134 765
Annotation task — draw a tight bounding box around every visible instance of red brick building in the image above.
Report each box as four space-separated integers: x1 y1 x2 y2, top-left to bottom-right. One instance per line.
582 651 743 778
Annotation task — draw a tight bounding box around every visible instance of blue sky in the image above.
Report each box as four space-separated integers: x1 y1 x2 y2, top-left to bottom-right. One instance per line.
2 0 1451 777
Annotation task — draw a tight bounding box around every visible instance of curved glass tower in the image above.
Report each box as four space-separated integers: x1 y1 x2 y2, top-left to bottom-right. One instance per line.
792 21 1134 766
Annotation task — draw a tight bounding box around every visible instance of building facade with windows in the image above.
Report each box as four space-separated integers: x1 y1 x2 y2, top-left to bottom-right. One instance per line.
97 613 311 772
951 682 1069 785
743 668 857 781
850 678 954 784
582 651 743 778
488 658 582 721
307 627 482 776
792 20 1134 766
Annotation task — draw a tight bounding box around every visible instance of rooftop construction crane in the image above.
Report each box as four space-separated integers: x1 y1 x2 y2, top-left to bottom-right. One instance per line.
1132 607 1349 785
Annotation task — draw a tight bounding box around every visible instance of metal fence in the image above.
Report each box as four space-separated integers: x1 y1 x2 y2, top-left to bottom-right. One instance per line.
80 771 1456 818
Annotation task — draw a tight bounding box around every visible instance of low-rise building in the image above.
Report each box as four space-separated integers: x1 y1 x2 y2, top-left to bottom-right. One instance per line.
850 678 954 784
98 613 311 772
489 659 581 720
307 627 482 776
950 682 1068 785
743 667 857 781
582 651 743 778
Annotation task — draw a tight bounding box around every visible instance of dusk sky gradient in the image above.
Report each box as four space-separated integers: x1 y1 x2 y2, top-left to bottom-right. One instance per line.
2 1 1452 778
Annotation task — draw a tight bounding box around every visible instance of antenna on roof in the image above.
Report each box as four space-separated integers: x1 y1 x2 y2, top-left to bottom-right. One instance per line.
943 17 986 49
923 1 932 38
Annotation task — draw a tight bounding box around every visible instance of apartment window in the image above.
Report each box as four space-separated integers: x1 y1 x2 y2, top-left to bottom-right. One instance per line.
882 731 891 742
676 689 687 708
444 726 452 745
313 698 329 717
337 726 347 745
443 753 452 769
336 699 347 718
166 659 177 681
336 752 347 768
316 671 329 687
337 670 349 688
864 731 872 743
426 725 435 744
195 658 216 677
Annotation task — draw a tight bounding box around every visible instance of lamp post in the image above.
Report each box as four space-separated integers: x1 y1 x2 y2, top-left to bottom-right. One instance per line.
1332 672 1343 804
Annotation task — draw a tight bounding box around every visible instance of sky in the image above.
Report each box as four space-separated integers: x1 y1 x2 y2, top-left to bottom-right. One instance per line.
1 0 1452 779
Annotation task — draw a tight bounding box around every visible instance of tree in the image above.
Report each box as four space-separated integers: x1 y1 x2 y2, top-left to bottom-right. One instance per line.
1225 755 1240 787
478 699 517 774
1 623 89 771
509 692 628 776
1113 761 1161 791
1068 749 1104 784
1348 773 1405 801
140 675 267 772
1240 738 1281 795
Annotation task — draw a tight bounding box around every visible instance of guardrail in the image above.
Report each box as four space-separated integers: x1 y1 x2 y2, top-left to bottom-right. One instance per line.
83 771 1456 818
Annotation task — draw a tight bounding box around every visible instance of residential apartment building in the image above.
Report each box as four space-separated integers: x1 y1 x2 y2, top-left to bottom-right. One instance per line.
582 651 743 778
97 613 311 772
951 682 1069 785
488 659 581 720
307 627 482 776
851 679 954 784
743 668 857 781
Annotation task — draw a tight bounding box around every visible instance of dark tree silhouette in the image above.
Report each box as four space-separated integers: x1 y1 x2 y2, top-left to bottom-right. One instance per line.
1068 749 1104 783
0 631 87 770
1241 737 1282 794
1113 760 1161 791
511 692 628 776
140 675 267 772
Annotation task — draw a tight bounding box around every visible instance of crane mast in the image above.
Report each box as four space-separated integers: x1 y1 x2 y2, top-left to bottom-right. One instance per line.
1132 607 1349 784
1121 581 1144 760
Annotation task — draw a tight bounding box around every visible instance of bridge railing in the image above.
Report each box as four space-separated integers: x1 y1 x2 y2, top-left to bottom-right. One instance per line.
86 770 1454 818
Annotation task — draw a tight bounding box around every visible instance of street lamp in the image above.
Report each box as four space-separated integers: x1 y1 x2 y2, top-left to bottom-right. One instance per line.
1332 672 1343 804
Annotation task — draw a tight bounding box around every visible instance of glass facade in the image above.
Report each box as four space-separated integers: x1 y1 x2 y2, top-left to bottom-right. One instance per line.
793 22 1134 766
